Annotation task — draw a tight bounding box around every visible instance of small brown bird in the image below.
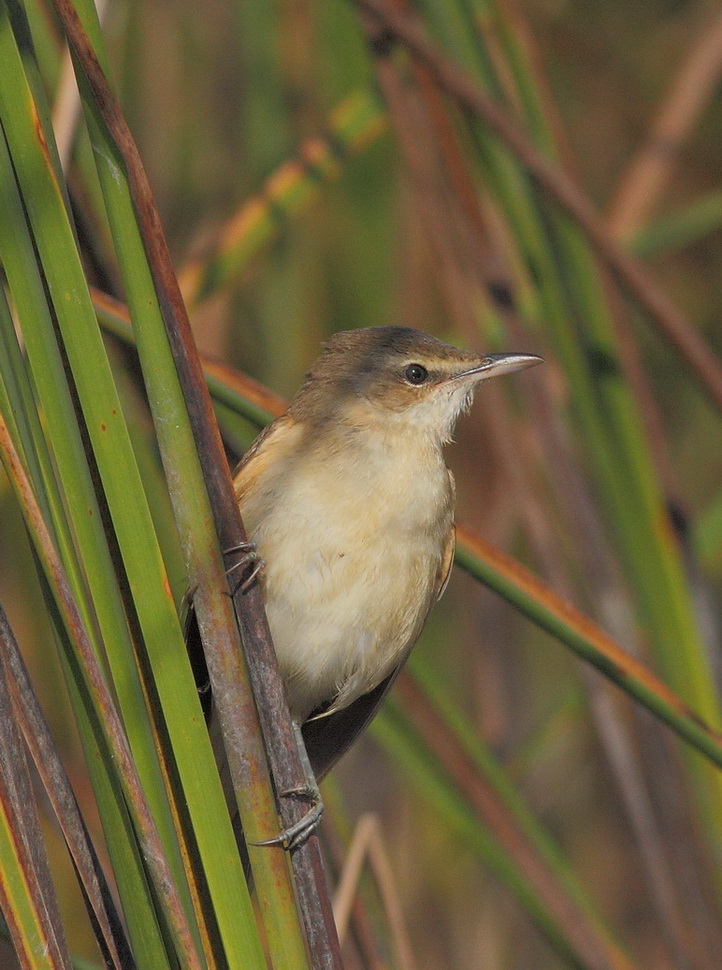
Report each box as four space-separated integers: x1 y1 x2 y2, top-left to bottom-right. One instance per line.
200 326 540 784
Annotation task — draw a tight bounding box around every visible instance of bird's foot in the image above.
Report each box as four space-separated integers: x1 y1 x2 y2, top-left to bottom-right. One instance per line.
252 721 324 850
224 541 264 593
253 784 324 850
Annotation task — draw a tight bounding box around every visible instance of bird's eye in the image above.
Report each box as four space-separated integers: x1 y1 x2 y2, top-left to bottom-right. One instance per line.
404 363 428 385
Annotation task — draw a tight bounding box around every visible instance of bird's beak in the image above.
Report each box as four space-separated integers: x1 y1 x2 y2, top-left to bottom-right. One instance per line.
447 353 543 384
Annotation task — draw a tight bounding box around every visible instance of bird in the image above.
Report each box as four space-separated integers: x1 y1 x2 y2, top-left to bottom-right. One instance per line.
189 326 540 801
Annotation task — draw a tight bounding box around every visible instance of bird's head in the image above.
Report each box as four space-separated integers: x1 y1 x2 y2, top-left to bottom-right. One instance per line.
292 327 541 445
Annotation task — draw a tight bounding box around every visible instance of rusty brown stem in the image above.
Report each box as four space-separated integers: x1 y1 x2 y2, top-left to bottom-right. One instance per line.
354 0 722 415
609 7 722 240
49 0 341 963
0 604 72 970
393 671 636 970
0 603 133 970
0 414 201 970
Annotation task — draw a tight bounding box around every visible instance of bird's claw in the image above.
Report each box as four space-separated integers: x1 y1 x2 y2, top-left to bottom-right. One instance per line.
252 792 324 850
179 582 199 615
238 558 264 592
252 721 324 850
224 541 264 593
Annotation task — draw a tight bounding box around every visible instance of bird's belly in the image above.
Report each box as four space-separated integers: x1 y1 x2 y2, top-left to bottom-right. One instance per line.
246 483 449 721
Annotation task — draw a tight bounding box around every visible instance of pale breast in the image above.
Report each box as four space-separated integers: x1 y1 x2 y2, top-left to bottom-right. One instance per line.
236 420 454 721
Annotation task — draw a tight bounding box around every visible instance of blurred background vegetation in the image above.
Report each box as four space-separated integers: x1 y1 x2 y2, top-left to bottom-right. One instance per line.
2 0 722 968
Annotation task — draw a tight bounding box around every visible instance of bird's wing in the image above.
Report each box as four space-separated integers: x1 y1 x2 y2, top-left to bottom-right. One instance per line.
435 516 455 603
232 413 295 500
302 670 396 781
435 468 456 603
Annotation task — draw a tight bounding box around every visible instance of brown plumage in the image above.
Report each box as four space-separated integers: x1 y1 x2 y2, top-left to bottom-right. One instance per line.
191 327 540 780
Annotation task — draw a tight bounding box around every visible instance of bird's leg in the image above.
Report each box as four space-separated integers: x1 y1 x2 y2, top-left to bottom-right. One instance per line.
224 541 264 593
252 721 324 850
